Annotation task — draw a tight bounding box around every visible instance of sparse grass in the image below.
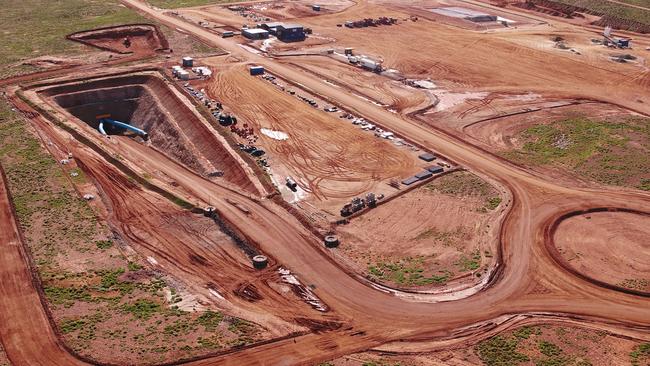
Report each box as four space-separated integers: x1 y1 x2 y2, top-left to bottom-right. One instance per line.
121 299 162 320
484 197 502 211
513 326 542 339
456 249 481 271
630 343 650 366
196 310 224 332
551 0 650 26
127 261 143 271
0 0 147 78
0 100 265 362
618 278 649 290
146 0 238 9
411 227 467 247
426 171 494 198
477 336 530 366
505 117 650 190
368 256 453 286
477 325 616 366
95 240 113 250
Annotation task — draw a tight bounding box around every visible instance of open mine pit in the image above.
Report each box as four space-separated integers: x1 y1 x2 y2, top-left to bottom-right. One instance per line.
36 71 260 194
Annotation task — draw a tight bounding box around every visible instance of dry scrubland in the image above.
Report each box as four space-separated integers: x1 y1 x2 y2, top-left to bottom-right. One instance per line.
147 0 237 9
503 116 650 190
0 0 216 79
320 325 650 366
1 80 263 366
339 171 502 289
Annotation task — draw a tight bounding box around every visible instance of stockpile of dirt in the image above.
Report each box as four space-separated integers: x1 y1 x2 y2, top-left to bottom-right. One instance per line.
42 73 258 193
67 24 170 54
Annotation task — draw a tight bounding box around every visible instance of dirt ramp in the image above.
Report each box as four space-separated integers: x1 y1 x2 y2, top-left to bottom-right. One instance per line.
41 72 259 194
67 24 169 54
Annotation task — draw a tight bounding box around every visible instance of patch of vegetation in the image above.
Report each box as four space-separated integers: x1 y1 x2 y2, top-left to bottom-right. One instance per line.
95 240 113 250
368 256 453 286
477 336 530 366
639 178 650 191
630 343 650 366
146 0 238 9
551 0 650 26
484 196 502 211
504 117 650 190
411 226 470 249
539 341 563 357
360 361 403 366
426 171 494 198
618 278 649 291
45 286 93 306
60 312 105 343
196 310 224 332
127 261 142 271
121 299 161 320
513 326 542 339
456 250 482 271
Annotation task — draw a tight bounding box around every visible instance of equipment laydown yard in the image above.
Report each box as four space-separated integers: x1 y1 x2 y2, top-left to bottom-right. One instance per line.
0 0 649 365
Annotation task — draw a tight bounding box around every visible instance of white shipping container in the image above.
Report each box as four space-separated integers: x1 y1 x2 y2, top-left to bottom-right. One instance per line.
178 70 190 80
360 57 379 70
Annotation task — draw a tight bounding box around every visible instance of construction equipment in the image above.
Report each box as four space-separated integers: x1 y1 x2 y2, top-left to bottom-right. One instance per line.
286 177 298 191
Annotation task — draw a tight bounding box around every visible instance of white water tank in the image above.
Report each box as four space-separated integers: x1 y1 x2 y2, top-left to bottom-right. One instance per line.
360 57 379 71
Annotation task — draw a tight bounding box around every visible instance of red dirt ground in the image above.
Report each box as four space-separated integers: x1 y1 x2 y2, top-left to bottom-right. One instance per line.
554 211 650 292
67 24 169 55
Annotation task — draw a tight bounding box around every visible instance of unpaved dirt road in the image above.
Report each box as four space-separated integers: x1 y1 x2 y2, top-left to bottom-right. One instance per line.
0 0 649 365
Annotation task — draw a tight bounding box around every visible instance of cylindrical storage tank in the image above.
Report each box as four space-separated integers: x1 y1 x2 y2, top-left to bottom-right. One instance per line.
203 206 215 217
252 255 268 269
324 235 339 248
360 57 378 70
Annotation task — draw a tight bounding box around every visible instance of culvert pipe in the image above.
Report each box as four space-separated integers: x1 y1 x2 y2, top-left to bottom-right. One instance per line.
100 118 149 140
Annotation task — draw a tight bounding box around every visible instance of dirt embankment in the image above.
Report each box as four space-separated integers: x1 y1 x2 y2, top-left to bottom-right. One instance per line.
40 73 259 194
67 24 170 54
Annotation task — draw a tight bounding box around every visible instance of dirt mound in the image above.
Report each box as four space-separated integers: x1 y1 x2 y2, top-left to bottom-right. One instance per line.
67 24 169 54
41 73 258 194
